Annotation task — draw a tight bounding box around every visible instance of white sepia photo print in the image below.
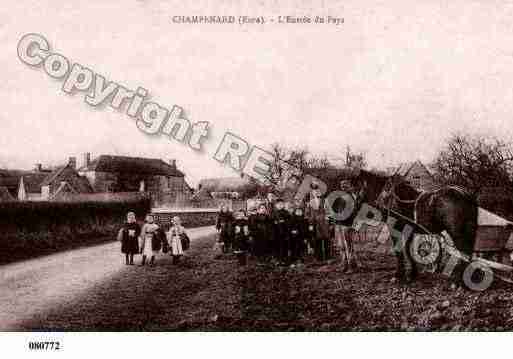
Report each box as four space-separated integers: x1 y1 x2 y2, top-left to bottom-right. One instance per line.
1 0 513 357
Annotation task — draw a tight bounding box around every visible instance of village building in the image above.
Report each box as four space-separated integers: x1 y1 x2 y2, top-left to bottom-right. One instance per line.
0 153 193 205
0 186 14 201
0 158 93 201
0 166 50 201
39 157 93 200
387 160 437 192
197 176 254 210
190 186 217 208
198 176 253 199
78 154 192 206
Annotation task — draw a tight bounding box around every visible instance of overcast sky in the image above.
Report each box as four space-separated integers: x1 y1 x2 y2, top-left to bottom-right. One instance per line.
3 0 513 186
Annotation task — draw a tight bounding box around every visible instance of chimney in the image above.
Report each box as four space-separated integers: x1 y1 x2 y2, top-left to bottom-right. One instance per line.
68 157 77 169
34 163 42 172
82 152 91 168
169 159 176 169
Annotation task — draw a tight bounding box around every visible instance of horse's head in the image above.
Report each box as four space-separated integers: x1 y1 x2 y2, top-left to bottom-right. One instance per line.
392 176 420 201
339 179 354 193
389 175 420 217
376 175 419 215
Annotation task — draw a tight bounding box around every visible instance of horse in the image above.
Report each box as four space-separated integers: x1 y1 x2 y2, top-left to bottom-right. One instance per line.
366 171 479 283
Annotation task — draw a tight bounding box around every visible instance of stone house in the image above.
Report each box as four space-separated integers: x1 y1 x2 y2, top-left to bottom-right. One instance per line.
40 157 93 200
0 154 192 205
388 160 437 192
78 154 191 206
198 176 255 199
0 157 93 201
0 166 50 201
196 176 254 210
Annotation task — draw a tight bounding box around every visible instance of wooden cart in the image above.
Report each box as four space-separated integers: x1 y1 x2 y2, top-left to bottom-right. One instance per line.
470 207 513 284
413 207 513 285
474 207 513 262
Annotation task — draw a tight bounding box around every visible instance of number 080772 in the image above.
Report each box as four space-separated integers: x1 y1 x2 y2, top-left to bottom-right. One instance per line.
28 341 61 350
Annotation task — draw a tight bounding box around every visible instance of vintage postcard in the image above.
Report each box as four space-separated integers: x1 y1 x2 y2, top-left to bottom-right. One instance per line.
1 0 512 356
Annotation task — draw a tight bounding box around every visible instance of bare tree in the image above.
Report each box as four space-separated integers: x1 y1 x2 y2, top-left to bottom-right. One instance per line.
307 154 332 171
260 144 338 196
433 133 513 194
289 147 310 175
344 146 367 170
263 143 292 190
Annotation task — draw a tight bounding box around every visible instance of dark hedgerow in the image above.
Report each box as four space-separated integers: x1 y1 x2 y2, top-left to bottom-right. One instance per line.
0 198 151 264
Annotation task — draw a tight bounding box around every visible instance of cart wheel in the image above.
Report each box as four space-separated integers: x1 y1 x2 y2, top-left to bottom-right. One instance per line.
461 260 494 291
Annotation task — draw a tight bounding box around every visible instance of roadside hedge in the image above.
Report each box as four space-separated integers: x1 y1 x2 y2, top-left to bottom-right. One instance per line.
152 210 218 230
0 199 151 264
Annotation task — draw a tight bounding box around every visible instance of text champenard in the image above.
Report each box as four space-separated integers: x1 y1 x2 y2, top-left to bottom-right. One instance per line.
171 15 344 26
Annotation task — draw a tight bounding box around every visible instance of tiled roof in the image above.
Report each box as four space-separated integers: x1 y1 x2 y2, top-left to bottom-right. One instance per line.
40 165 93 193
0 186 14 201
198 176 250 191
50 181 78 200
41 166 68 187
0 170 48 193
390 160 433 177
79 155 184 177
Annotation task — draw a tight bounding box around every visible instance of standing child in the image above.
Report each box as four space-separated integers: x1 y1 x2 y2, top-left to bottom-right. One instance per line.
246 205 257 255
139 214 161 266
249 204 271 259
117 211 141 265
289 207 308 266
233 210 250 265
216 204 234 253
167 216 188 264
272 198 291 265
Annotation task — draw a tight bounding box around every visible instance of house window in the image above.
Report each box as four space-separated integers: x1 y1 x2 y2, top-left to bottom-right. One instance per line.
105 181 115 193
411 175 421 189
41 185 50 200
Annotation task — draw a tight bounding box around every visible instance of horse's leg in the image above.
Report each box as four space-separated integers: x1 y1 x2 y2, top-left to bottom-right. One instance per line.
341 229 350 272
347 229 360 271
346 233 354 273
342 239 350 271
442 221 477 287
351 230 362 270
396 253 406 281
433 235 444 273
405 236 418 281
392 237 407 281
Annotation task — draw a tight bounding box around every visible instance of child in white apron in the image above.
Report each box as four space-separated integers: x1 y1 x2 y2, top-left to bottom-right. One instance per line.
139 214 161 266
167 216 187 264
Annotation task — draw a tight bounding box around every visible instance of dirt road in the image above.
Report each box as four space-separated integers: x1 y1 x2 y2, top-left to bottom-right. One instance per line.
3 227 513 331
0 226 220 330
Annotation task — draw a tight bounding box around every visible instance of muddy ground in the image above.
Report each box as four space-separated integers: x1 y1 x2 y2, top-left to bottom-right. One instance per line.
10 230 513 331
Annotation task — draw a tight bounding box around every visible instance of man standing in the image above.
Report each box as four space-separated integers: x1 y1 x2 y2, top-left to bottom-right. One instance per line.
306 184 331 261
265 192 277 216
330 180 362 272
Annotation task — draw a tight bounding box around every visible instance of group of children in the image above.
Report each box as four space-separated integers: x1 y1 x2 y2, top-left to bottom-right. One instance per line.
118 212 190 266
216 197 338 267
